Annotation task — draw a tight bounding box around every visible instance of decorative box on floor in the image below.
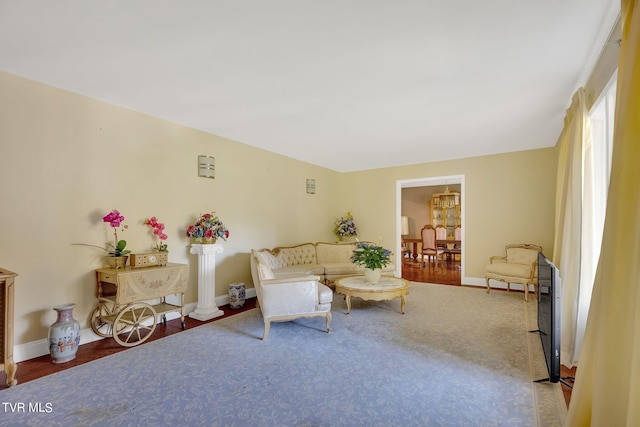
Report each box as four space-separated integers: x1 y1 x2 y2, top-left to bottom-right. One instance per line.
228 282 246 309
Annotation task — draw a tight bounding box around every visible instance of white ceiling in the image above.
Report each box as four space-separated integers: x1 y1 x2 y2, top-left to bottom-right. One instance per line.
0 1 619 172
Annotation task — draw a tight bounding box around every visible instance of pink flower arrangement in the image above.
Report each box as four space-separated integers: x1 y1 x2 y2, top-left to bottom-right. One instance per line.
186 212 229 242
144 216 168 252
102 209 130 256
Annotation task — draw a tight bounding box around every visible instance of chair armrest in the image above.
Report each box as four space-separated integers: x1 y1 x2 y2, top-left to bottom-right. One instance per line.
489 256 507 264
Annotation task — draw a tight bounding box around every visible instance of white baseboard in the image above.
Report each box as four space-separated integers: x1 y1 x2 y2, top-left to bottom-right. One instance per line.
14 288 257 363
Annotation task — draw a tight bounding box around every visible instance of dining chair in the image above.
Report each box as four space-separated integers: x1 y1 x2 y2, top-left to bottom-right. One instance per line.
420 225 438 266
435 225 447 260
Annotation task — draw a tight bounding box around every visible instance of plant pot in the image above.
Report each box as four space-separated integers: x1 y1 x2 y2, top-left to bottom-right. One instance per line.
364 268 381 284
107 255 128 269
192 237 217 244
49 303 80 364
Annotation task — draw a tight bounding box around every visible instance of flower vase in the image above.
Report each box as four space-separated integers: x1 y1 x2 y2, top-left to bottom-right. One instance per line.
107 255 128 269
48 303 81 364
364 268 382 284
228 282 246 309
192 237 217 244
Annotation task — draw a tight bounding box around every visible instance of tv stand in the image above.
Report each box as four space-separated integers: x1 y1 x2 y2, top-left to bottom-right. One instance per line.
534 376 574 389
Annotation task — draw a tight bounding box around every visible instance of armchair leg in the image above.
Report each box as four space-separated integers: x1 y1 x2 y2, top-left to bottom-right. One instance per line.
262 320 271 340
326 312 332 333
485 277 491 294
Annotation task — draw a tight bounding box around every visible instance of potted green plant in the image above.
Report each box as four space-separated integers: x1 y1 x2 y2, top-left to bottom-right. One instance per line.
350 242 391 283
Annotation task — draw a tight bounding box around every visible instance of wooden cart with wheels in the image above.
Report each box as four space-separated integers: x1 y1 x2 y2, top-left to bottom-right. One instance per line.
93 263 188 347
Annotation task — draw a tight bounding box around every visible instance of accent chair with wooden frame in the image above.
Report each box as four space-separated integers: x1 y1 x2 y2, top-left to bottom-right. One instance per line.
435 225 447 259
250 249 332 339
420 225 439 266
485 244 543 302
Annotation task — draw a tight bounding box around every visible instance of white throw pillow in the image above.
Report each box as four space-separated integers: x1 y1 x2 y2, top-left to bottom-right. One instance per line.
255 251 275 280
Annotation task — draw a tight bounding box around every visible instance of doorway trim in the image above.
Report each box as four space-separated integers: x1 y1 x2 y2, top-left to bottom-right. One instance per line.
395 174 465 278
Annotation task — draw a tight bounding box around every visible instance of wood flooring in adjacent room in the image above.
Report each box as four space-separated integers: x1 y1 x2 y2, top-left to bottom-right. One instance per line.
401 256 462 286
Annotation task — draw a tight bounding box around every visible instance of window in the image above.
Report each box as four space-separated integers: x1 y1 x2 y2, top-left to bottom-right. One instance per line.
587 72 616 271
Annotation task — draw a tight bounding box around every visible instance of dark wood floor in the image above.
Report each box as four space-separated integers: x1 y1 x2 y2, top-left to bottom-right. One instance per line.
2 264 575 408
0 299 258 391
401 255 462 285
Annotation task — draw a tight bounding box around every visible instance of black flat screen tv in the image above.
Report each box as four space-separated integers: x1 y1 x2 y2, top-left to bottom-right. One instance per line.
537 252 561 383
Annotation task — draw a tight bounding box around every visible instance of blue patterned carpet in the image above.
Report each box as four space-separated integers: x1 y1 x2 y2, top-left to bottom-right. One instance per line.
0 283 565 426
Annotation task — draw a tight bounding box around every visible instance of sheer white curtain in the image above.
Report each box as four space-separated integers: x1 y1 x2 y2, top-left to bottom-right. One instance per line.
552 88 590 368
572 77 616 365
567 0 640 423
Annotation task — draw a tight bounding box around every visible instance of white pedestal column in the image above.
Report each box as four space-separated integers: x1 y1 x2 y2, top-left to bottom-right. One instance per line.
189 243 224 321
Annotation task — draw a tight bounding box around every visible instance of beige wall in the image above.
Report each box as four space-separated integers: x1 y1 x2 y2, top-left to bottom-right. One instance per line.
1 71 556 349
0 72 341 344
341 149 557 282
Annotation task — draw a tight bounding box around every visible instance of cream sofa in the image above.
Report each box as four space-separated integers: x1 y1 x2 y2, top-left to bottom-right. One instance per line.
250 242 396 287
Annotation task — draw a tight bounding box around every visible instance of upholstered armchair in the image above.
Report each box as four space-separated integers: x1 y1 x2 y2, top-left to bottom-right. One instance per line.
485 244 543 301
250 249 332 340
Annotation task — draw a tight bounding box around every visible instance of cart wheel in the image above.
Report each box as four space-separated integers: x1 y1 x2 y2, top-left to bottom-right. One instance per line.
112 302 157 347
91 303 125 338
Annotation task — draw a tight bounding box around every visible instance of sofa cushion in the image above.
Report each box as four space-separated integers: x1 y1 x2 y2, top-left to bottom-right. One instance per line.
272 264 324 279
254 252 276 280
318 283 333 305
316 242 356 264
506 248 537 266
322 262 361 276
255 249 280 269
486 262 531 279
275 244 317 266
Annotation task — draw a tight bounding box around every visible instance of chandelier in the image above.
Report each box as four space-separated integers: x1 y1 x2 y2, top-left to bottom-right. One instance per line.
431 186 460 209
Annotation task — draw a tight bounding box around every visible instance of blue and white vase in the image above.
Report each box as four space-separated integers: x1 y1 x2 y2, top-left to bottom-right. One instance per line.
49 303 81 364
228 282 246 309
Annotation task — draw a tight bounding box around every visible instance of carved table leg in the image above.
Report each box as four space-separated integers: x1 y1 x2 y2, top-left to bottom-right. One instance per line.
400 295 407 314
5 359 17 387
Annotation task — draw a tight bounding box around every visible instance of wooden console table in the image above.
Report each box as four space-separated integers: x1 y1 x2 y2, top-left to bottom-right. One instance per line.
1 268 17 387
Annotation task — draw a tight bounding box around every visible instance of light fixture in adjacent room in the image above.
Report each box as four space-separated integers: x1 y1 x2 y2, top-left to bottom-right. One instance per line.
306 179 316 194
401 216 409 236
431 186 460 208
198 155 215 179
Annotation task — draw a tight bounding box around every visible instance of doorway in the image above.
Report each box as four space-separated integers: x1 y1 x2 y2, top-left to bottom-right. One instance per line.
395 175 464 285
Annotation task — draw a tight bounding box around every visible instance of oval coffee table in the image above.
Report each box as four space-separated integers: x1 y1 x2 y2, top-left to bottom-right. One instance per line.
334 276 411 314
